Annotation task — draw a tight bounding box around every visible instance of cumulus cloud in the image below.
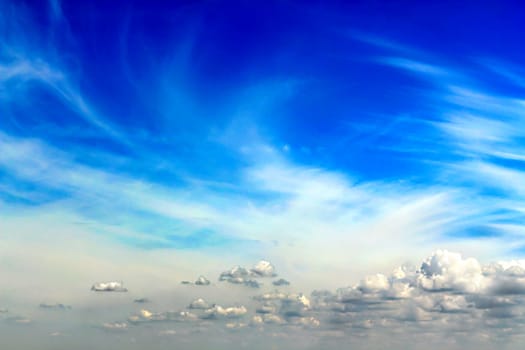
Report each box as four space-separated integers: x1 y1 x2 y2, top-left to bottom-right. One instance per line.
203 305 248 319
219 265 263 287
195 275 211 286
418 250 485 293
256 302 277 314
253 291 313 323
189 298 210 310
128 309 198 324
128 309 197 323
220 266 250 282
251 313 286 325
219 260 276 287
91 281 128 292
251 260 276 277
307 249 525 335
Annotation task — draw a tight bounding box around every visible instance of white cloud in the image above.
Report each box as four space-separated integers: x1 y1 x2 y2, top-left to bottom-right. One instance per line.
189 298 209 310
101 322 128 331
251 260 276 277
91 281 128 292
418 250 485 293
203 305 248 319
128 309 198 323
219 262 273 287
195 275 211 286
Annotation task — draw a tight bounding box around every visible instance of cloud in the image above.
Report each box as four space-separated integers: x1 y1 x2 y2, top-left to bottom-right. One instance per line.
195 275 211 286
219 266 251 282
418 250 485 293
202 305 248 319
39 303 72 310
5 316 32 325
91 281 128 292
219 262 271 288
101 322 128 331
128 309 198 324
253 291 312 320
251 313 285 325
273 278 290 286
133 298 149 303
250 260 276 277
307 249 525 334
189 298 210 310
256 302 277 314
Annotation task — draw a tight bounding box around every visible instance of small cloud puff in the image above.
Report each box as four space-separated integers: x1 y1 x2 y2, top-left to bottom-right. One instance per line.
39 303 72 310
133 298 149 303
101 322 128 331
253 291 312 319
91 281 128 292
188 298 209 310
195 276 211 286
219 266 260 288
219 260 276 287
6 316 32 325
251 260 276 277
273 278 290 286
203 305 248 319
128 309 198 323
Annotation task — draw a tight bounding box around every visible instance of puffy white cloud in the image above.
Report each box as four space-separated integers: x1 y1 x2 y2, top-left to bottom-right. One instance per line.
219 261 276 287
91 281 128 292
189 298 209 310
418 250 485 293
251 260 276 277
128 308 198 324
219 265 262 288
253 291 289 302
220 266 250 281
203 305 248 319
195 275 211 286
358 274 390 293
256 302 277 314
304 249 525 337
253 292 312 318
261 313 286 324
219 266 254 286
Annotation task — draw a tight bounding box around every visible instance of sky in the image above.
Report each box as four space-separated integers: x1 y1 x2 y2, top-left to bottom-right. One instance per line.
1 0 525 349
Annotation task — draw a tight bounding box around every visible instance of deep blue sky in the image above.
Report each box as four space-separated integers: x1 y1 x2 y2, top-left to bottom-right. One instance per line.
1 0 525 253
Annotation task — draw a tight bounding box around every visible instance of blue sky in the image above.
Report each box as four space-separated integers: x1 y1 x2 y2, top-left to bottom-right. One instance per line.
2 1 525 348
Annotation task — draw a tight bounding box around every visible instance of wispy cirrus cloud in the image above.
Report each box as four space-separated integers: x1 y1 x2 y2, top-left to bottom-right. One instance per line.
357 35 525 250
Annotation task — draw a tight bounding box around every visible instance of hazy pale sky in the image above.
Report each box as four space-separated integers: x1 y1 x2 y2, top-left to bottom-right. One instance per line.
1 0 525 349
